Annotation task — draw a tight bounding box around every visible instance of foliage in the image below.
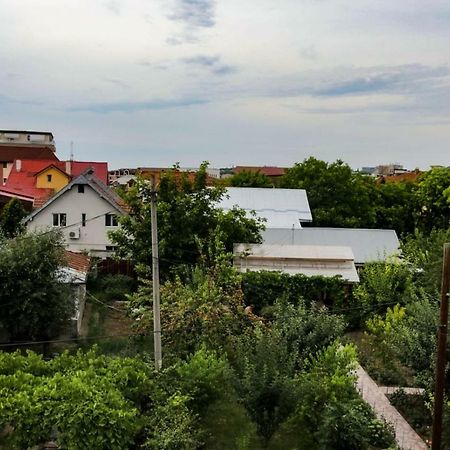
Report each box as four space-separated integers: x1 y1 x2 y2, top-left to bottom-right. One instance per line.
291 342 395 450
0 348 151 450
402 227 450 295
415 167 450 232
110 163 264 274
0 198 28 238
374 181 417 236
142 393 201 450
230 300 346 447
352 261 417 325
229 170 273 188
127 254 252 358
0 231 73 341
363 299 438 386
241 270 347 314
280 157 377 227
88 273 137 302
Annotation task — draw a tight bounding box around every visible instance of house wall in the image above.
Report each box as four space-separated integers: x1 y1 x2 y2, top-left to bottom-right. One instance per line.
36 167 70 192
26 184 120 257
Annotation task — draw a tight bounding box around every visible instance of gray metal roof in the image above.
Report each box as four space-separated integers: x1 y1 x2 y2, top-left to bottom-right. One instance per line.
217 187 312 229
261 227 400 264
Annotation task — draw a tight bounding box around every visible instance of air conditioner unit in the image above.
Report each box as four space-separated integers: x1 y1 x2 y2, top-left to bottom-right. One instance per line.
69 229 80 240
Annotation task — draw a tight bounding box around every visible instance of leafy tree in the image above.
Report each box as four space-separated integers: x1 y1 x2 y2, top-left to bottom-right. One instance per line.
0 198 28 238
280 157 377 227
373 181 417 236
291 342 394 450
0 231 73 341
352 261 417 325
229 170 273 187
110 163 264 274
402 227 450 295
127 250 252 358
230 299 346 447
415 167 450 231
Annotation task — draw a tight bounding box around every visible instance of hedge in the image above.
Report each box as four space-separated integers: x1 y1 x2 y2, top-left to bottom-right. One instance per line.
241 271 348 314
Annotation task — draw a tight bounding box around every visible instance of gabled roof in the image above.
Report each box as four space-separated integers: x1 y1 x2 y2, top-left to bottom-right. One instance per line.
34 163 70 178
65 250 91 273
217 187 312 229
25 170 128 223
261 227 400 264
4 160 109 205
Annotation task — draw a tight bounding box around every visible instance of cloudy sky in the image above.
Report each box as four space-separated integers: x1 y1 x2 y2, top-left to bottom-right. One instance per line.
1 0 450 170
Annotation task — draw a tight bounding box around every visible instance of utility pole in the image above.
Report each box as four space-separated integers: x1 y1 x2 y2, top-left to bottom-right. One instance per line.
432 243 450 450
150 175 162 371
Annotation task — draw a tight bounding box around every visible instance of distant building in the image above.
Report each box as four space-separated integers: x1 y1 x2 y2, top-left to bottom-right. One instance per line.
0 130 57 185
374 164 407 176
216 187 312 229
232 166 287 182
25 170 128 258
234 243 359 282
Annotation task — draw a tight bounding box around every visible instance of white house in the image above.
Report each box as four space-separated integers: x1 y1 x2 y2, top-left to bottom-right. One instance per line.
25 169 128 257
217 187 312 229
234 243 359 282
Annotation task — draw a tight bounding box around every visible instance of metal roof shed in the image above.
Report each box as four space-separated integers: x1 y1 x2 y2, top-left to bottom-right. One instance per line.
217 187 312 229
234 243 359 282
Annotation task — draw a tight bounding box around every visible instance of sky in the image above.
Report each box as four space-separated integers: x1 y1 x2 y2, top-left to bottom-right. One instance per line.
1 0 450 170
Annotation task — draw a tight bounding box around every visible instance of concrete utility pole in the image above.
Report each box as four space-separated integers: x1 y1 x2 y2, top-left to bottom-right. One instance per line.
432 243 450 450
150 175 162 371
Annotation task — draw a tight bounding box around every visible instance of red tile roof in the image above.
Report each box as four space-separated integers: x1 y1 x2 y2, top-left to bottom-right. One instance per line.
233 166 287 177
65 250 91 273
4 160 109 206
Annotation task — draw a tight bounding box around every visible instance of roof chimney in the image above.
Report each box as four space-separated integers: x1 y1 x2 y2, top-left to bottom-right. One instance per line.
16 159 21 172
65 160 72 175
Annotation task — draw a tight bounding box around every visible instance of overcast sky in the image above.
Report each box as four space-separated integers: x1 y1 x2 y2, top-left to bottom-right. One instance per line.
1 0 450 170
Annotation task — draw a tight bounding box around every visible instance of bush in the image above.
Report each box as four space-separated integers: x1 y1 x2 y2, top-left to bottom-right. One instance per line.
89 274 137 302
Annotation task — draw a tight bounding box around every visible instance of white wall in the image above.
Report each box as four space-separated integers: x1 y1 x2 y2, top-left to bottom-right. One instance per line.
27 184 121 256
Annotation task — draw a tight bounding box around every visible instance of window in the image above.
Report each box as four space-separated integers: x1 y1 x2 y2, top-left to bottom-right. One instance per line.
105 245 117 251
78 185 85 193
2 162 6 169
105 213 118 227
52 213 67 227
81 213 86 227
3 178 6 184
47 174 52 182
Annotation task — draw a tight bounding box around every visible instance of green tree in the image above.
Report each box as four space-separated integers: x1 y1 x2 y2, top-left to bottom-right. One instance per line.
229 170 273 187
415 167 450 231
110 163 264 274
0 198 28 238
374 181 417 236
280 157 377 227
0 231 73 341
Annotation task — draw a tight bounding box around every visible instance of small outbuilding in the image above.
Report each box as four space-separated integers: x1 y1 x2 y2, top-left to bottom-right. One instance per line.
234 243 359 282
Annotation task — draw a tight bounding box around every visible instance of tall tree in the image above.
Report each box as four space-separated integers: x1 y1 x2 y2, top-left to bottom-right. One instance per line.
110 163 264 273
415 167 450 231
0 198 28 238
280 157 377 228
229 170 273 188
0 231 73 341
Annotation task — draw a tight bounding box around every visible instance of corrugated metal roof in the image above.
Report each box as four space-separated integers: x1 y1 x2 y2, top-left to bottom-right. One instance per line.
233 243 359 282
217 187 312 229
261 227 400 264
